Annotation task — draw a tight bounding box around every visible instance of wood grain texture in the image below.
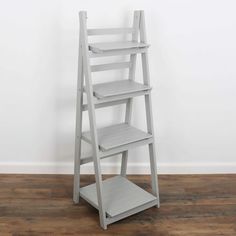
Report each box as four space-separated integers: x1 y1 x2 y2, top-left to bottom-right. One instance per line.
80 176 157 217
92 80 150 99
82 123 152 151
0 174 236 235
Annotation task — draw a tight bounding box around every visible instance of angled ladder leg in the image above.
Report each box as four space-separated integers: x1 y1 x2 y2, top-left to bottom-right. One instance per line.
121 11 141 177
79 11 107 229
73 31 84 204
140 11 160 207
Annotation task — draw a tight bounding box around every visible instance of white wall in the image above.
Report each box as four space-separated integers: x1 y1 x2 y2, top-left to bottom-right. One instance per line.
0 0 236 174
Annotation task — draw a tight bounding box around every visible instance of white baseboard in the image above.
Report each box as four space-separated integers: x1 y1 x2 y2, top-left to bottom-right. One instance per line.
0 161 236 174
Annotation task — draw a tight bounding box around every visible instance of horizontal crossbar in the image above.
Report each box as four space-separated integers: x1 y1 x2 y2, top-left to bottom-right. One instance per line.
80 137 153 165
82 90 150 111
91 62 130 72
80 152 122 165
87 28 134 35
82 98 128 111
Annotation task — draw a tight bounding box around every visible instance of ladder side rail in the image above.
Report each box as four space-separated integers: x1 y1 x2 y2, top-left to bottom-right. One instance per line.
121 10 141 177
79 11 107 229
73 20 84 204
140 10 160 207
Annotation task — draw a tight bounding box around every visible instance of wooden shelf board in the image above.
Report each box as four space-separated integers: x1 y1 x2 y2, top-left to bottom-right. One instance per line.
93 80 151 99
89 41 149 53
80 176 157 217
82 123 152 151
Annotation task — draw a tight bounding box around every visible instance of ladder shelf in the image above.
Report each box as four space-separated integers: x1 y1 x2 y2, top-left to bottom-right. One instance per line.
82 123 152 151
89 41 149 53
80 176 157 218
74 10 160 230
80 136 153 166
93 80 151 99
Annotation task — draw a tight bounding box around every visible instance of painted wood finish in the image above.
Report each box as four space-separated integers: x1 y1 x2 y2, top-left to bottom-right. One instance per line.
80 176 157 218
92 80 151 99
87 27 134 36
89 47 147 58
74 10 160 229
79 11 107 229
89 41 149 53
82 123 152 151
91 62 131 72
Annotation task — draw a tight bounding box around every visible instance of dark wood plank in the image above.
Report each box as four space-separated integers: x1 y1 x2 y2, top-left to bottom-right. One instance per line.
0 174 236 235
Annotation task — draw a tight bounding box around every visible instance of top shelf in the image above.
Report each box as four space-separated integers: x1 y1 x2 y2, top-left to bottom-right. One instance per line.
89 41 149 54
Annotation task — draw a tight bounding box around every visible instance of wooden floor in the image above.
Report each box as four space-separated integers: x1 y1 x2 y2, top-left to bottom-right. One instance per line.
0 174 236 236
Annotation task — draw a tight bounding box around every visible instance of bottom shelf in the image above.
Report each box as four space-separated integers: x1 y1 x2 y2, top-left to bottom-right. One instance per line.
80 176 157 218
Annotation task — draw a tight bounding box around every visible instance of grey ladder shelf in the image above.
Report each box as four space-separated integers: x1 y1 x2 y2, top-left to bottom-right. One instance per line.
73 10 160 229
